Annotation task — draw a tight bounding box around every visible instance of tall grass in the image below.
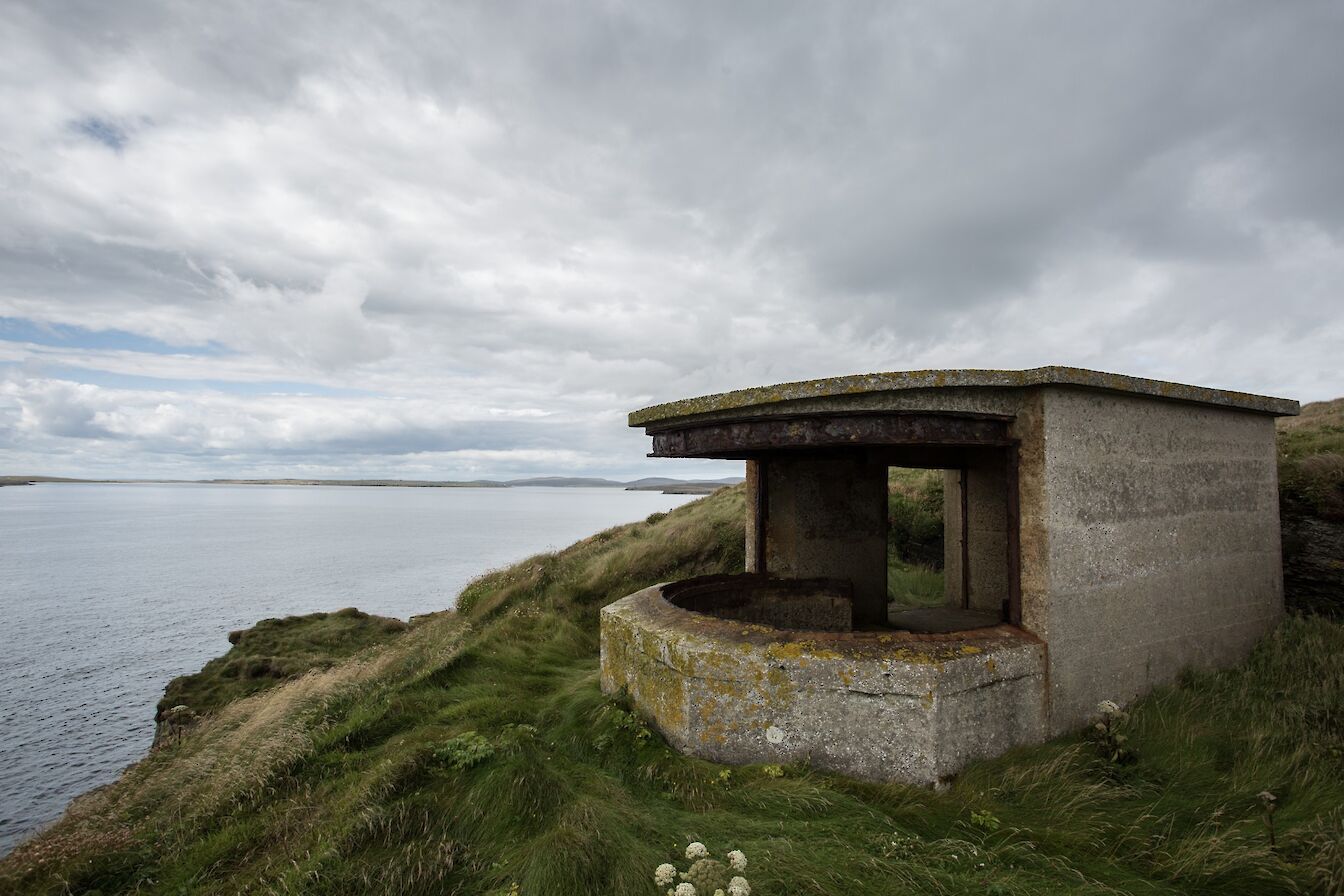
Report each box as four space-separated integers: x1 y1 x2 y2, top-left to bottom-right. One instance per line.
886 559 945 609
1278 398 1344 521
3 484 1342 895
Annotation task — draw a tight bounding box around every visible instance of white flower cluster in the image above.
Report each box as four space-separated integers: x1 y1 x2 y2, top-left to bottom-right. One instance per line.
1096 699 1121 716
654 843 752 896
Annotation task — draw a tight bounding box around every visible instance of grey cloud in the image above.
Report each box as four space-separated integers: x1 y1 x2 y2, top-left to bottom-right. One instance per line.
0 1 1341 478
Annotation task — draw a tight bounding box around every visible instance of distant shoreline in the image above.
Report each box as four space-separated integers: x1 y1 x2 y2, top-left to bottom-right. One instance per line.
0 475 744 496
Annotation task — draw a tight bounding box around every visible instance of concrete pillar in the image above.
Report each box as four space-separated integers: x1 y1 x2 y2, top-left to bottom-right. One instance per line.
943 456 1010 615
944 469 963 605
745 459 765 573
764 453 889 626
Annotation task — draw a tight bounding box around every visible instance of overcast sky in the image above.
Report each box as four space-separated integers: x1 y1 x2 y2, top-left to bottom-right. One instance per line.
1 1 1341 480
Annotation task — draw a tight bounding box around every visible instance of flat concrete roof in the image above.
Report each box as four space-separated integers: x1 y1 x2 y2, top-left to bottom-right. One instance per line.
630 366 1299 428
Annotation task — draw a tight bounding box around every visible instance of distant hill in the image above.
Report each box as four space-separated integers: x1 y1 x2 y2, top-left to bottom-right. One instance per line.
204 478 507 488
503 476 625 487
0 474 746 494
623 476 743 488
504 476 744 494
0 475 90 487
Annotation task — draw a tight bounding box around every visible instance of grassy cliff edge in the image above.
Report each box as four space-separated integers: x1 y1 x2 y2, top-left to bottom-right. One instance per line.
4 412 1344 894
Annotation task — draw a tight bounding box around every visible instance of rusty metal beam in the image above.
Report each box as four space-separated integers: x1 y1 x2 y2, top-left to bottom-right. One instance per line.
650 413 1013 458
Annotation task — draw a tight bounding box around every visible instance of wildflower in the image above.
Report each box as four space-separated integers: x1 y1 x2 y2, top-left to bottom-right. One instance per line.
685 857 729 892
686 842 708 860
728 876 751 896
655 864 677 886
1096 699 1120 715
726 849 747 871
675 884 697 896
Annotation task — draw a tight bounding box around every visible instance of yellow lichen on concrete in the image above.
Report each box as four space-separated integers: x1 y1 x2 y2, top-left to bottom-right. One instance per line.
601 585 1050 784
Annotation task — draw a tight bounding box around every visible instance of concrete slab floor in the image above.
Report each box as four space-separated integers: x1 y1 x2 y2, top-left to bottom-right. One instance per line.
888 606 1002 633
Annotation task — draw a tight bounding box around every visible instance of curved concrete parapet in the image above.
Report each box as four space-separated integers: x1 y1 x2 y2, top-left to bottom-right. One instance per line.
600 582 1048 785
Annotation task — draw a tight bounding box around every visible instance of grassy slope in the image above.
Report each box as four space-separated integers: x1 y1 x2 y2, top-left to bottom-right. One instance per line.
4 485 1342 895
156 608 413 722
1277 400 1344 619
1279 398 1344 522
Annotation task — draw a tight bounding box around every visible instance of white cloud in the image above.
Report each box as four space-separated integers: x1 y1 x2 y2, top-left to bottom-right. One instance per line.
0 1 1341 478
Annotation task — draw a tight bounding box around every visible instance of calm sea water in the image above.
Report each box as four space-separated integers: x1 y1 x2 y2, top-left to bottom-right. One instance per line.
0 482 698 854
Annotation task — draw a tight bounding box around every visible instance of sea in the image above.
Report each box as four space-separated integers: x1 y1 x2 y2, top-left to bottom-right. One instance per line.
0 481 700 855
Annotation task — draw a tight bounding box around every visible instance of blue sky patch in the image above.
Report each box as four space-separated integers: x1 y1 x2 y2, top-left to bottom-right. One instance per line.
7 362 377 399
0 317 226 356
71 116 128 150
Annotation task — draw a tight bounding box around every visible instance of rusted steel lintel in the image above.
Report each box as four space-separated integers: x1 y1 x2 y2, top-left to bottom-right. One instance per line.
650 414 1012 458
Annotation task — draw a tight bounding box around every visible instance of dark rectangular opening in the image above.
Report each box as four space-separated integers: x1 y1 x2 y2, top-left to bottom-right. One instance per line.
884 447 1019 633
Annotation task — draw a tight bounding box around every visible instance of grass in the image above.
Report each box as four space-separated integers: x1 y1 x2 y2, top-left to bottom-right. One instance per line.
887 558 946 609
4 480 1343 896
887 466 946 609
157 608 415 721
887 467 945 609
1278 398 1344 522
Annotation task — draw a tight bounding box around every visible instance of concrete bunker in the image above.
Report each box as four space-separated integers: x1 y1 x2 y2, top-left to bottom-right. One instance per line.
600 367 1297 784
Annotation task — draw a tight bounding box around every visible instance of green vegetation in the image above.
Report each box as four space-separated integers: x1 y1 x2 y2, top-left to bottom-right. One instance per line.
5 481 1343 895
1277 400 1344 619
1279 398 1344 522
156 608 412 721
887 467 945 608
886 558 946 609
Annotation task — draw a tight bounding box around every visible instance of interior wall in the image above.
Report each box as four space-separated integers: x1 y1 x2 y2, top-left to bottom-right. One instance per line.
763 452 889 626
942 453 1011 615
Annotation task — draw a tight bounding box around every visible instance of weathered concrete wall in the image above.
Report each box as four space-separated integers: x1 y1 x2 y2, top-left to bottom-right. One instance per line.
1037 387 1284 733
762 454 889 626
600 585 1047 785
943 456 1010 615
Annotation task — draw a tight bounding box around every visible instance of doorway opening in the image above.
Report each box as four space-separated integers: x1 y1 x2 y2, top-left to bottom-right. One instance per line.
885 466 946 612
884 446 1019 633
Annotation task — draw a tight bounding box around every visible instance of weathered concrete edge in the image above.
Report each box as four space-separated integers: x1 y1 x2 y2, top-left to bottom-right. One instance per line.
600 585 1046 697
629 366 1299 427
599 585 1050 783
